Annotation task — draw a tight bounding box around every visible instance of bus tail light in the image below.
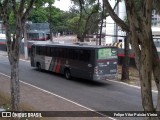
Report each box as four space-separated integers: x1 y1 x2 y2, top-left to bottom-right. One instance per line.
94 66 99 75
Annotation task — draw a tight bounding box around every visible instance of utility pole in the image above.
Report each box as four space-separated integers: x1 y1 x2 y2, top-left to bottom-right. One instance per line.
24 21 32 59
114 1 119 42
23 21 29 60
49 0 53 41
24 24 28 59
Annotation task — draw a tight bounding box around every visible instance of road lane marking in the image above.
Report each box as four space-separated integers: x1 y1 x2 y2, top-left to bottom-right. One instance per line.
19 59 30 62
107 79 158 93
0 72 117 120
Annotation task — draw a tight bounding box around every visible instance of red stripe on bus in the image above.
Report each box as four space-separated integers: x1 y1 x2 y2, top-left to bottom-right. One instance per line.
0 42 6 45
118 54 125 57
118 54 135 58
56 60 61 73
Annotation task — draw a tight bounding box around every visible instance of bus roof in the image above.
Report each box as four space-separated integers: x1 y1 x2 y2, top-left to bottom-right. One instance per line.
32 41 117 49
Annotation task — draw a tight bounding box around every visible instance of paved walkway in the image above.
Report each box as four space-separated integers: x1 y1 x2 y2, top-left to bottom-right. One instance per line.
0 51 111 120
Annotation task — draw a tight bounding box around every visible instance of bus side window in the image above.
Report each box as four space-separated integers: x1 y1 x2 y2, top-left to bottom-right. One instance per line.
46 34 50 40
54 48 58 57
46 47 51 56
31 46 35 56
36 46 40 55
68 49 74 59
50 47 54 56
63 48 68 58
79 50 90 62
79 50 84 61
40 46 46 55
58 48 62 58
84 50 91 62
73 49 79 60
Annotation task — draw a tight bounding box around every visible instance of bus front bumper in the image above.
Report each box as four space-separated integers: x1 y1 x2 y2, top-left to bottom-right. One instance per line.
93 74 118 81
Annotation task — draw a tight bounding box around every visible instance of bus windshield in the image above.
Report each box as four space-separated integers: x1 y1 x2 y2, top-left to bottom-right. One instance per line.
98 48 117 59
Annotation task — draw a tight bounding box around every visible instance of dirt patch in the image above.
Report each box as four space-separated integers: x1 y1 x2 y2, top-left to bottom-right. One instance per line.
0 92 11 110
118 65 157 91
0 90 39 120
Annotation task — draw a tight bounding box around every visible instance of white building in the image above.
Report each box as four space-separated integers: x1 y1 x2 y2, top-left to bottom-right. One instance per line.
105 1 160 47
105 0 126 45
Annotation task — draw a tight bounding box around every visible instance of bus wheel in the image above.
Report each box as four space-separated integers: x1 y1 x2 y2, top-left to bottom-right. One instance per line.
64 69 72 80
37 63 41 71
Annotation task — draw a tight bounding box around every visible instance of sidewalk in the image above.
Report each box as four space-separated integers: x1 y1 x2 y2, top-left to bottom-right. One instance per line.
0 51 111 120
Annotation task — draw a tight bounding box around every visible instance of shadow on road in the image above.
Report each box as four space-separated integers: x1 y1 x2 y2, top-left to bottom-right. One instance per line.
32 68 109 87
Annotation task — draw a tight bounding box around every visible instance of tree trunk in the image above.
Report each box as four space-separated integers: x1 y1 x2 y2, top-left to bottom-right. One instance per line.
125 1 156 120
3 13 21 111
8 37 21 111
0 0 36 112
121 34 130 81
10 57 20 111
99 3 105 45
131 32 155 120
5 16 22 111
151 39 160 112
139 46 154 111
77 33 84 42
49 0 53 41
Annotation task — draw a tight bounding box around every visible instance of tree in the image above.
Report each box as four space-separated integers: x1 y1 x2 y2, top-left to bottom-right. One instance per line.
71 0 101 42
48 0 53 41
71 0 120 42
29 7 48 23
29 5 73 34
0 0 36 111
103 0 160 119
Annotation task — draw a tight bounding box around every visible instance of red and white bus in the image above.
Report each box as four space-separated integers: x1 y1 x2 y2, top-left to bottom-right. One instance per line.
27 30 50 41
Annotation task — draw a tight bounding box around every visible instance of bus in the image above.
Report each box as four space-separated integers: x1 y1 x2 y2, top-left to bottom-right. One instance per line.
30 42 118 80
27 30 50 41
0 33 6 51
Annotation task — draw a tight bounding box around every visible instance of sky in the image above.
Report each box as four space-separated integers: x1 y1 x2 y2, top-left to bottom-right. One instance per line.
53 0 73 11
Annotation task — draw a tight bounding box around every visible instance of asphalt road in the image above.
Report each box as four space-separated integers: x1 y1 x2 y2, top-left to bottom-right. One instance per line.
0 55 158 120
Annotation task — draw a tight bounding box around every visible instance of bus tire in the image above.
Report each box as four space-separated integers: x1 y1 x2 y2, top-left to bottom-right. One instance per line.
37 63 41 71
64 69 72 80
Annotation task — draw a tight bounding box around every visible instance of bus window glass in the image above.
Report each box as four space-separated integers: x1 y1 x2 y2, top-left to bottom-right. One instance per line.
39 33 44 39
46 34 50 39
28 33 39 40
79 50 90 62
98 48 117 59
46 47 51 56
36 46 40 55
